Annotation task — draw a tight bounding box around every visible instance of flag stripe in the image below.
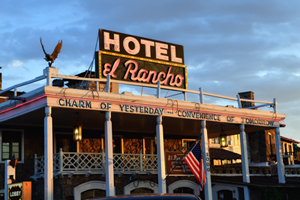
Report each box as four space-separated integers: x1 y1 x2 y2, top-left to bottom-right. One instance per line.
184 141 206 191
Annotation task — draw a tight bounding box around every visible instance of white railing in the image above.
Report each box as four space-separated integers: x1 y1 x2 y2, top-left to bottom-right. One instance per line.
0 67 277 113
32 149 158 179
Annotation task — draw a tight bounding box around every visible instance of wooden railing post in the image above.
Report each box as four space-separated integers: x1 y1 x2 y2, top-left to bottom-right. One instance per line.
139 151 143 171
102 150 105 170
59 148 63 174
34 154 37 175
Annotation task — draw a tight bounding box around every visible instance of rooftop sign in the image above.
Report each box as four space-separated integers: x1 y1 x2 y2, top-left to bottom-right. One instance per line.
95 29 187 89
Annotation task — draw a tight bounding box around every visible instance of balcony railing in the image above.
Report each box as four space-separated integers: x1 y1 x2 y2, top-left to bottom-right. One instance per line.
32 149 158 180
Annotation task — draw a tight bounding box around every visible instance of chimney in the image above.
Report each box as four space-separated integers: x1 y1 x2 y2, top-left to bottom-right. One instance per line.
238 91 256 109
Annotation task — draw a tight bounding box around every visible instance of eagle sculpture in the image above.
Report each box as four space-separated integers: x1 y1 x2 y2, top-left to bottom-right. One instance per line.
40 38 63 67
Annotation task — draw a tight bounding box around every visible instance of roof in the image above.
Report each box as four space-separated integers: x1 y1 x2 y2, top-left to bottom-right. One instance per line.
281 136 300 144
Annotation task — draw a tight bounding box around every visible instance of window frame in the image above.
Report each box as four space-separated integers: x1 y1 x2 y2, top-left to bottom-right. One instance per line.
182 139 196 153
0 129 24 163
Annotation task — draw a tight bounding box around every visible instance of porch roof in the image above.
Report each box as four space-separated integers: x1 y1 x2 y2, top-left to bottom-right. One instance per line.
0 85 285 137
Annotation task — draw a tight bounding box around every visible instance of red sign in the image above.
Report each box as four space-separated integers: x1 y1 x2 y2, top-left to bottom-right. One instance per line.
165 152 192 175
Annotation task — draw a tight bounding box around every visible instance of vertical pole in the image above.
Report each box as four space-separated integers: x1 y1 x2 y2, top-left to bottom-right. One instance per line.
34 154 37 176
47 67 52 86
273 98 277 114
44 106 53 200
275 127 285 183
201 120 212 200
243 186 250 200
139 151 143 172
156 115 166 193
106 75 111 93
96 81 99 91
199 87 204 104
240 124 250 183
184 92 187 101
5 160 16 200
157 81 161 99
14 87 17 97
59 148 63 174
237 94 242 108
105 111 115 196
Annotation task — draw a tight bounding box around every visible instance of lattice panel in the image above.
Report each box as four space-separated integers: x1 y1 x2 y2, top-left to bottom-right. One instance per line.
62 152 104 171
33 152 158 177
114 154 141 171
142 154 158 171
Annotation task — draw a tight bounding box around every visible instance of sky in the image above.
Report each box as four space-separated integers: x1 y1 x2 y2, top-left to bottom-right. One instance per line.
1 1 300 141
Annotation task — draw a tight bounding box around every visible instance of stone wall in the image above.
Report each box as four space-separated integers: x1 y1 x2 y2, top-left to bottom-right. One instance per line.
248 129 276 163
80 138 102 153
79 138 183 154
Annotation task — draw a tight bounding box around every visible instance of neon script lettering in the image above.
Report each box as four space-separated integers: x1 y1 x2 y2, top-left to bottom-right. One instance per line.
103 59 184 87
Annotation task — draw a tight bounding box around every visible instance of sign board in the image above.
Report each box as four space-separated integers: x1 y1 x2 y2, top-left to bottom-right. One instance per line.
165 152 192 175
8 181 31 200
55 98 279 127
95 29 187 89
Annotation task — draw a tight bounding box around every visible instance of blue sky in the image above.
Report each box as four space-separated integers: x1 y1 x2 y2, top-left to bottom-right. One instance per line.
1 1 300 141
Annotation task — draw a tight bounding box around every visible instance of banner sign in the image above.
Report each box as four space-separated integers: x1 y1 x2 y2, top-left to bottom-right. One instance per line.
96 29 187 89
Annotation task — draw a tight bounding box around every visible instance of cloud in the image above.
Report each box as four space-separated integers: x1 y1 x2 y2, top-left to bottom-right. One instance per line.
1 0 300 141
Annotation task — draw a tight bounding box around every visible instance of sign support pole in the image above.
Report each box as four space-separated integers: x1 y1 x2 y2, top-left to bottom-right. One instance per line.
156 115 166 193
201 120 212 200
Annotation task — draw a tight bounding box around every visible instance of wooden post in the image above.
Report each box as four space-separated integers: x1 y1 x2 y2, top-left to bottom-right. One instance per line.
240 124 250 183
105 111 115 196
275 127 285 183
156 115 166 193
201 120 212 200
44 106 53 200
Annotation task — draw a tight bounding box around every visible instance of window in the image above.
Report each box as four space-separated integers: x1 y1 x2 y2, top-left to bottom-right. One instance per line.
210 137 220 144
130 188 154 194
1 130 24 162
182 139 196 153
174 187 194 194
143 138 156 154
81 189 105 199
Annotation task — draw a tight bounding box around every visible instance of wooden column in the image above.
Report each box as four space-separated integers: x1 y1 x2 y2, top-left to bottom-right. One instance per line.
156 115 166 193
275 127 285 183
240 124 250 183
105 111 115 196
201 120 212 200
44 106 53 200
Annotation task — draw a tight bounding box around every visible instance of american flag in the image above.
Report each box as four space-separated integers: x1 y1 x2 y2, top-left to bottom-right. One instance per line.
184 141 206 191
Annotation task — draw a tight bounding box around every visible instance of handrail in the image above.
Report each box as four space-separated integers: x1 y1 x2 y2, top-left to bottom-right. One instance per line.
1 67 277 113
33 151 158 177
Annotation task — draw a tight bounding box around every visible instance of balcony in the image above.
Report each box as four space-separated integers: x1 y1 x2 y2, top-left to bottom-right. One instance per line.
31 149 158 180
31 149 300 180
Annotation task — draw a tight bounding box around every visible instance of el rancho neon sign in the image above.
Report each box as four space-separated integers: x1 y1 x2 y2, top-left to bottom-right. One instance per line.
96 29 187 89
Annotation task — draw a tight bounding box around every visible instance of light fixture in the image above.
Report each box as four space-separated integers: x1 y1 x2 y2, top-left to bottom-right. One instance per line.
10 155 17 168
220 125 228 148
73 112 82 141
